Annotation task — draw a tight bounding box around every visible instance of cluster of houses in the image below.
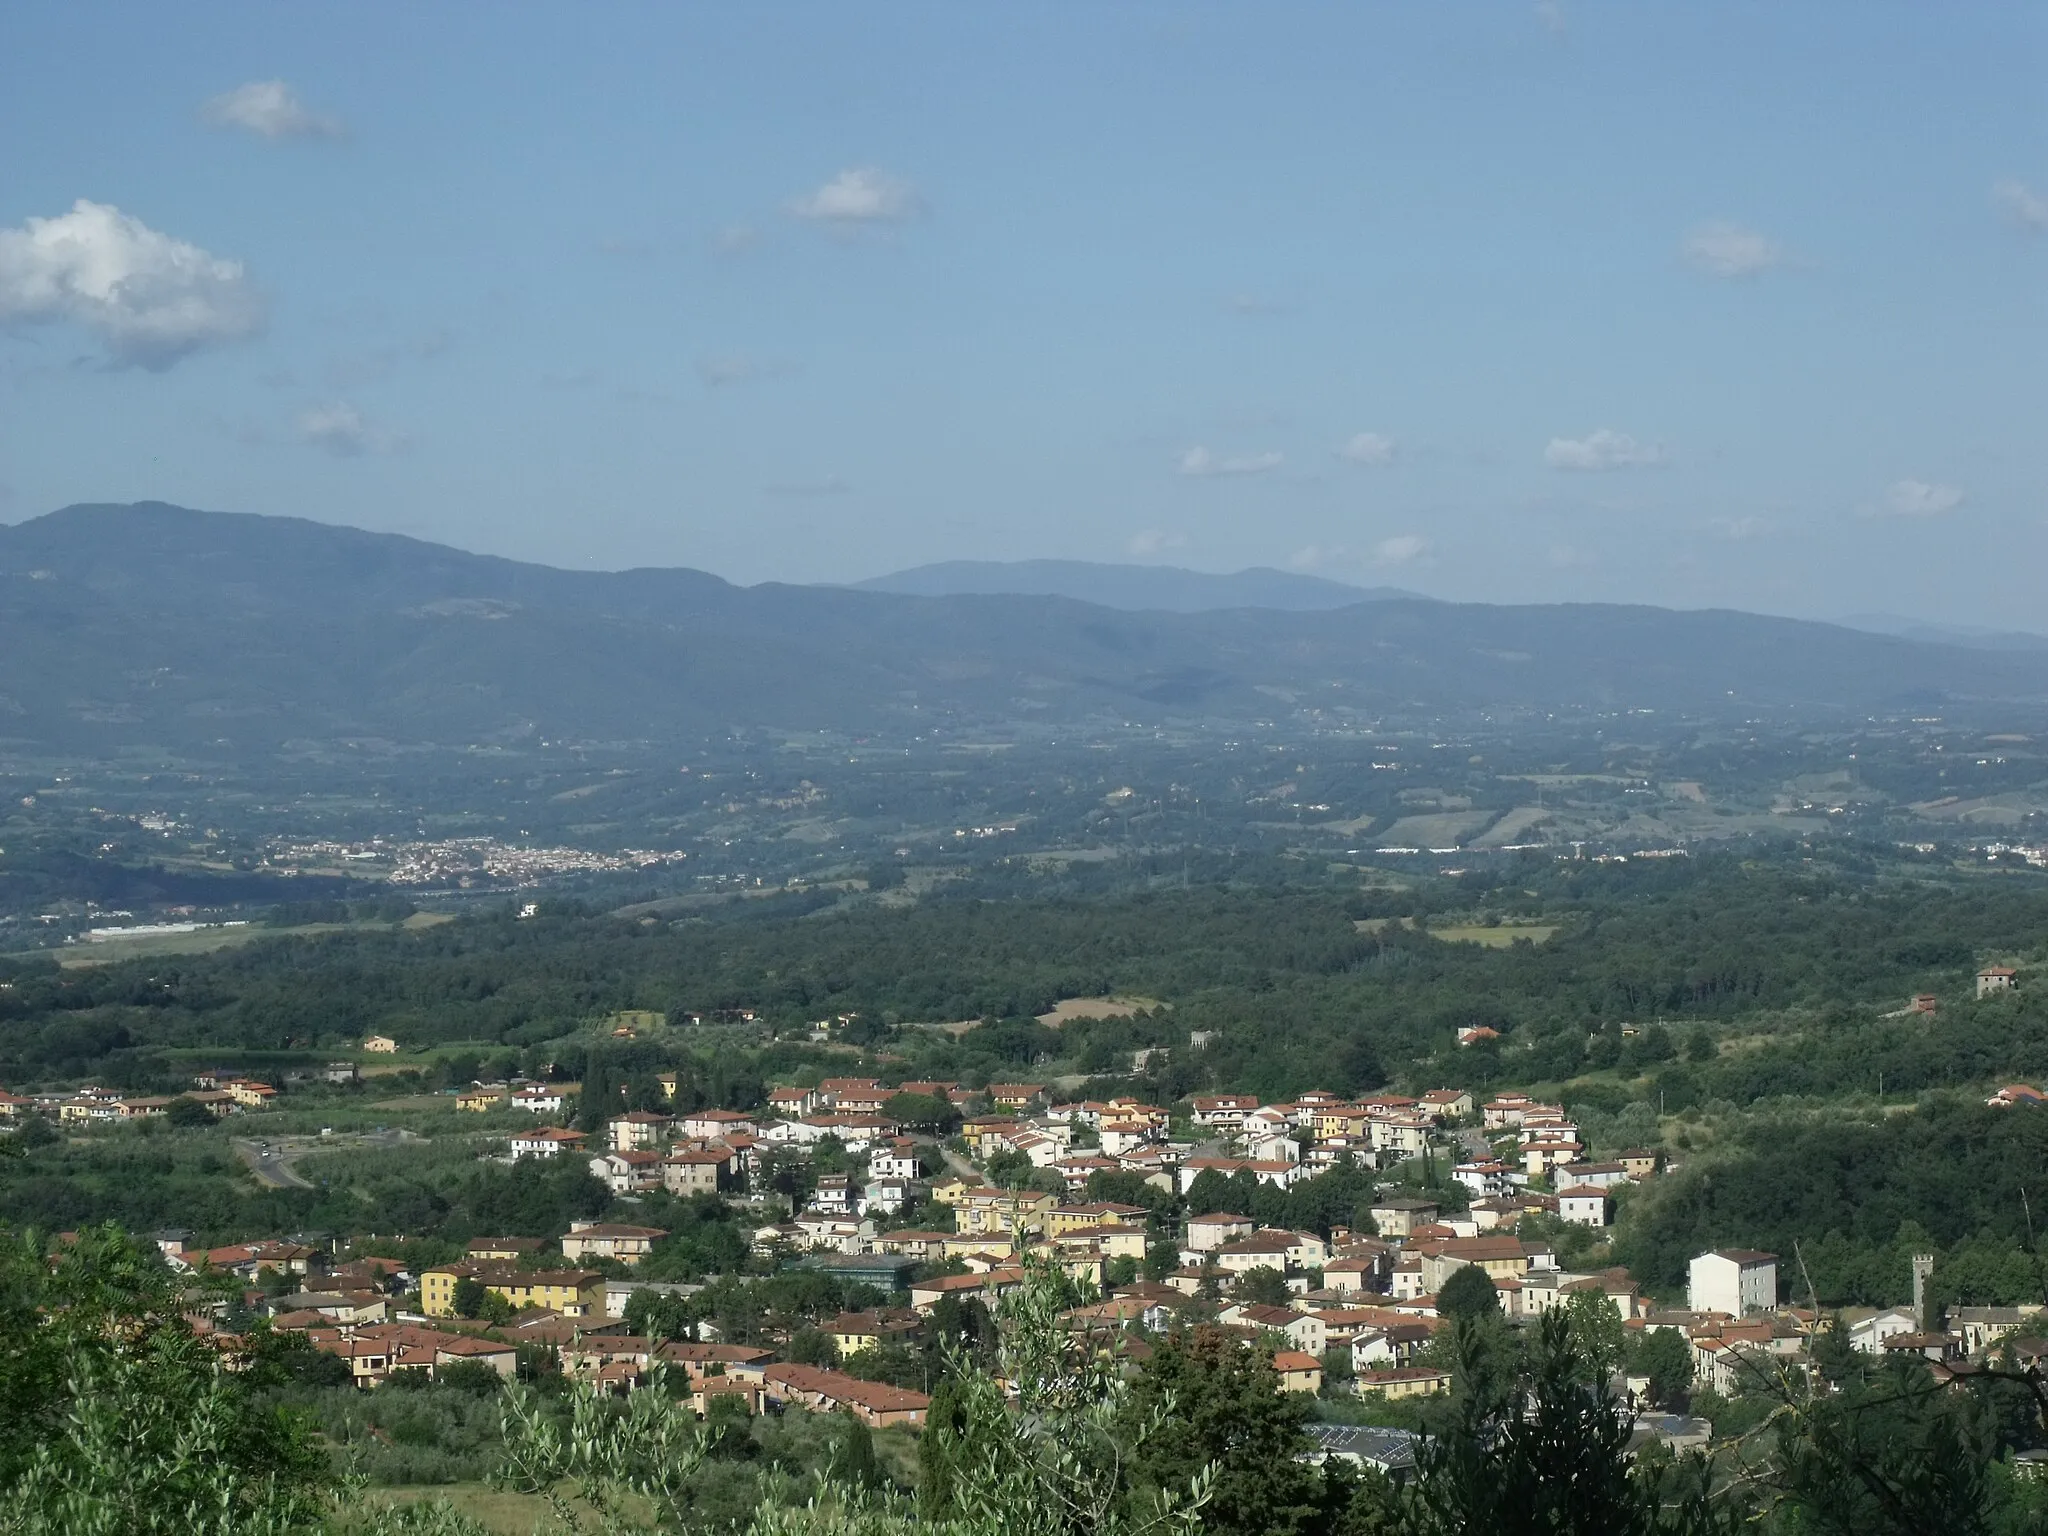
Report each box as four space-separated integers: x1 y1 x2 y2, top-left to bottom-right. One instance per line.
153 1226 937 1427
35 1052 2048 1436
0 1073 278 1123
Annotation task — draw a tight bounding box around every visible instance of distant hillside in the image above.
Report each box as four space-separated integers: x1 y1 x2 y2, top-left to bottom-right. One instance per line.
1837 614 2048 654
1 502 2044 754
853 559 1412 612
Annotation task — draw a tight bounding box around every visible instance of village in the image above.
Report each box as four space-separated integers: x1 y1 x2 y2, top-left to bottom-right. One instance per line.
26 1056 2043 1462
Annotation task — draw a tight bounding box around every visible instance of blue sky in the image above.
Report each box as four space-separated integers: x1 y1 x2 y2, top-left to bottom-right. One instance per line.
1 3 2042 624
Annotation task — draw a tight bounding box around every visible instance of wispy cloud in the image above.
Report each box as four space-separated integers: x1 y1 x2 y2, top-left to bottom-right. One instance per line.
297 401 404 457
1336 432 1397 466
1127 528 1187 557
1879 479 1964 518
0 200 265 369
711 223 761 256
1993 179 2048 232
789 168 921 227
1712 515 1769 540
1179 446 1283 478
1544 429 1664 471
1683 221 1785 278
1535 1 1567 35
1374 534 1429 565
696 355 792 388
201 80 345 140
1225 294 1287 316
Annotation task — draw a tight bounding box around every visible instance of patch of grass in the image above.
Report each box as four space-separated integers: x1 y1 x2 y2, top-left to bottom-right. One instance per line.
1428 923 1559 947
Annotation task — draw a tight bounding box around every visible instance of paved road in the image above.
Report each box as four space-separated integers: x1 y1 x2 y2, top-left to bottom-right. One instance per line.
234 1138 313 1189
234 1128 417 1190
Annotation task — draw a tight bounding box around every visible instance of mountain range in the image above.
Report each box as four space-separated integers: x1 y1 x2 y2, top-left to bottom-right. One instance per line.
1 502 2044 753
852 559 1415 612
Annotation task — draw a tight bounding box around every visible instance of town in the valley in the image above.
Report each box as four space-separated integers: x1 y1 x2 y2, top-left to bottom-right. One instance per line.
12 1049 2037 1476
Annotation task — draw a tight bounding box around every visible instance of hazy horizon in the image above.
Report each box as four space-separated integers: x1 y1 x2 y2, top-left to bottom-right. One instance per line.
3 4 2043 626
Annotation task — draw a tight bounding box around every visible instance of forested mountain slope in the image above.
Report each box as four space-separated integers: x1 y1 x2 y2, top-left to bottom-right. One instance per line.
3 501 2044 753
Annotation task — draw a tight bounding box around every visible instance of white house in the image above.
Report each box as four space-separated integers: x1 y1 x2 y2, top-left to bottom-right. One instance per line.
1557 1186 1610 1228
869 1141 924 1182
509 1126 587 1160
589 1149 663 1194
511 1087 568 1115
1687 1249 1777 1317
1189 1094 1259 1132
1848 1307 1919 1355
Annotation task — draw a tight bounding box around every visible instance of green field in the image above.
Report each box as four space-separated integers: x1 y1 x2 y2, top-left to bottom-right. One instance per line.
1428 922 1559 947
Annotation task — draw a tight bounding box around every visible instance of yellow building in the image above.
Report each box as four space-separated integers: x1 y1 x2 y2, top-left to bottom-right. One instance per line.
930 1175 979 1205
455 1086 509 1113
1043 1202 1149 1239
827 1309 922 1357
953 1188 1057 1237
1359 1367 1451 1400
420 1264 605 1319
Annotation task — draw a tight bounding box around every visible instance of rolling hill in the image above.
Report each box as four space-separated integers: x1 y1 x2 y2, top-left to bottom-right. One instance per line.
1 502 2043 754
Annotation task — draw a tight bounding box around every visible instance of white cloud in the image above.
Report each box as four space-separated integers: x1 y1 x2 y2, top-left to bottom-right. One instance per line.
1713 515 1769 540
1179 446 1282 478
1543 429 1663 471
789 168 920 226
1127 529 1187 557
712 223 761 255
1337 431 1397 466
0 200 265 369
297 401 401 456
200 80 344 140
1881 479 1965 518
1548 544 1594 568
1683 221 1785 278
1535 1 1567 35
1993 179 2048 232
1374 534 1429 565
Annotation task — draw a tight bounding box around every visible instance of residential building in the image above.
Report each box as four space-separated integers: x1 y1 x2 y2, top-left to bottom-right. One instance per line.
1184 1212 1256 1252
1357 1366 1451 1400
362 1036 398 1053
1846 1307 1919 1355
467 1236 548 1262
610 1111 672 1151
1368 1197 1438 1237
509 1126 586 1160
455 1085 509 1113
953 1187 1057 1237
1419 1089 1475 1120
1616 1149 1661 1180
763 1365 930 1427
1220 1302 1326 1355
1979 966 2019 999
1189 1094 1259 1131
827 1309 923 1356
420 1263 606 1319
1558 1187 1610 1227
662 1147 732 1196
1687 1250 1778 1317
560 1223 669 1263
1273 1350 1324 1393
680 1108 756 1141
588 1149 663 1194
